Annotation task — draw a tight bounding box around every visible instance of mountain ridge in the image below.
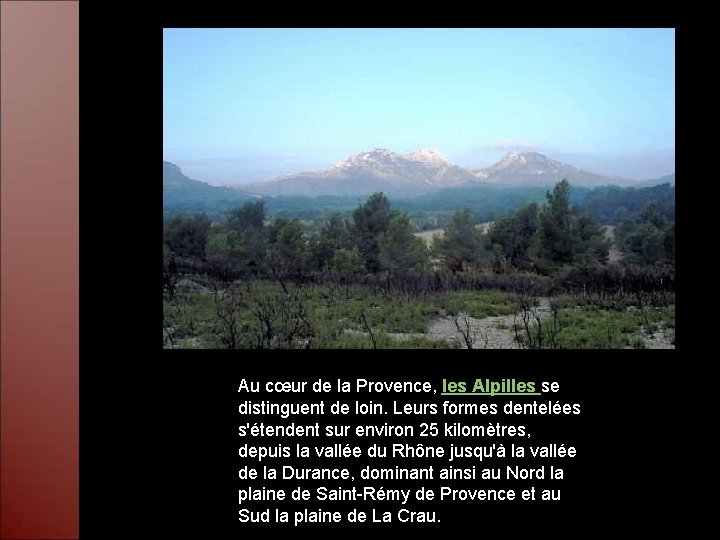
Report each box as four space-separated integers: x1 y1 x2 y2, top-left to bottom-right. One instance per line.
163 159 675 222
163 160 253 211
241 148 654 197
247 148 476 196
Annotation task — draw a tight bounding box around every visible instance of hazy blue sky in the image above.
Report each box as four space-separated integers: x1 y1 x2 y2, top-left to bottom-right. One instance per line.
163 28 675 185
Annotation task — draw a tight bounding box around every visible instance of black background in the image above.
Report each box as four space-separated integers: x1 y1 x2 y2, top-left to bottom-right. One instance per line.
78 5 689 538
82 360 680 537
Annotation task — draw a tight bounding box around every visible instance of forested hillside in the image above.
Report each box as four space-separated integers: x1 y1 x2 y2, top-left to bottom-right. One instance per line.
576 183 674 224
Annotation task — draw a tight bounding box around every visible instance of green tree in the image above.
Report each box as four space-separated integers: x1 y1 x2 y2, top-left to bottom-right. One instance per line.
332 247 365 297
163 213 210 259
640 224 666 263
614 218 637 248
378 213 428 274
225 201 267 274
227 199 265 233
663 223 675 261
268 218 307 280
537 179 608 266
640 202 667 229
440 209 483 272
352 193 392 272
206 228 231 257
488 203 539 268
619 204 675 265
623 223 665 264
612 206 629 224
538 179 574 263
313 212 352 271
573 213 610 264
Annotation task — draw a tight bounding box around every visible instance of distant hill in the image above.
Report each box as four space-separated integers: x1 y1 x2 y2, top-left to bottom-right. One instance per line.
393 183 549 215
636 173 675 187
163 161 254 214
576 182 675 224
408 180 675 224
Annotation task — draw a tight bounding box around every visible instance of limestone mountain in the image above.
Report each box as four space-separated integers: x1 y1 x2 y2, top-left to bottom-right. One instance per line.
471 151 627 187
244 148 477 197
243 149 631 197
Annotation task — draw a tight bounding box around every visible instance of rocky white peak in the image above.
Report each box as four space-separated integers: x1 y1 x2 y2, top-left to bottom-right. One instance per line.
469 150 617 186
335 148 399 168
492 152 524 169
502 151 543 162
241 146 627 197
336 147 451 170
492 151 564 170
364 147 396 158
407 148 449 165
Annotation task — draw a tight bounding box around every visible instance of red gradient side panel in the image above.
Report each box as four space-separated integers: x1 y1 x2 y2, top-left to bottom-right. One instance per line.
1 1 79 538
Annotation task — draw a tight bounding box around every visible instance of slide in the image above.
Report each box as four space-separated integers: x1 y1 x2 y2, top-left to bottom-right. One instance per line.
1 7 680 539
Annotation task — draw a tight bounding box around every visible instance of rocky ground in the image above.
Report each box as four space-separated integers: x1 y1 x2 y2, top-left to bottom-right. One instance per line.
389 299 553 349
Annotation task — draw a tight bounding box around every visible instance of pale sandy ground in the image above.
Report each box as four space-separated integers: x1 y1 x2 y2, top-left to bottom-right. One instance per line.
603 225 623 263
415 222 492 246
389 298 553 349
424 298 552 349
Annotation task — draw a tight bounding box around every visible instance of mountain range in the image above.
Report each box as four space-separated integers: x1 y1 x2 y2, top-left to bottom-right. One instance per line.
245 148 476 197
163 149 675 216
242 148 658 197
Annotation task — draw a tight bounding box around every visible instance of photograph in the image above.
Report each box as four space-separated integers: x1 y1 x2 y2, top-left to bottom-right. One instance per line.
163 28 675 349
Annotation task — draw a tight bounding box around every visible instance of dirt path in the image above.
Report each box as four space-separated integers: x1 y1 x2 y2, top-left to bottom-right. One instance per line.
604 225 623 263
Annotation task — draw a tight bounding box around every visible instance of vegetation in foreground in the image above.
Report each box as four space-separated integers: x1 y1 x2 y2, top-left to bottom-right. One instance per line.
163 179 675 349
163 281 674 349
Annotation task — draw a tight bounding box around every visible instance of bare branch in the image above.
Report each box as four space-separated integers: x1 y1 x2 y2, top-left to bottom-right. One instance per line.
360 312 377 349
